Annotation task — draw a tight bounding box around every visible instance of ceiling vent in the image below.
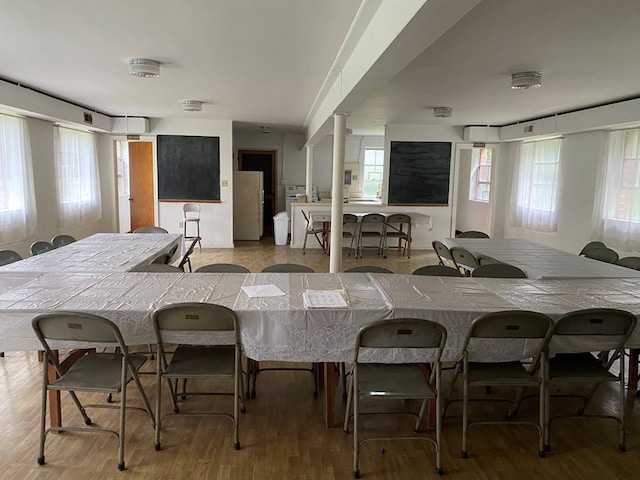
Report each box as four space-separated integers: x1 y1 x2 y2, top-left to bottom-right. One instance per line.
433 106 452 118
511 71 542 89
182 100 202 112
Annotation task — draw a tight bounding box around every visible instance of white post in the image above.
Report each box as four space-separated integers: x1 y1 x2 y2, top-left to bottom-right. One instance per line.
330 113 347 273
305 145 313 202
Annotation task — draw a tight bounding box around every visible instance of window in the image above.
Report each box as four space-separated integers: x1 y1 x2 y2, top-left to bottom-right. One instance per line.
593 128 640 250
509 138 562 232
469 148 492 202
54 126 102 227
116 141 130 196
362 148 384 199
0 113 37 242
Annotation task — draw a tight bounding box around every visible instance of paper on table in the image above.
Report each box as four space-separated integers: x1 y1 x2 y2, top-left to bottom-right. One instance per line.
241 284 286 297
303 289 349 308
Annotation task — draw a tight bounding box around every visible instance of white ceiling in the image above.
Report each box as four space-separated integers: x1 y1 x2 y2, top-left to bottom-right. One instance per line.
1 0 640 137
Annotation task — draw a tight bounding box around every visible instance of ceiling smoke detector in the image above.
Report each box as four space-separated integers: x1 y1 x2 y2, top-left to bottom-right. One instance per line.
128 58 160 78
433 107 452 118
511 71 542 89
182 100 202 112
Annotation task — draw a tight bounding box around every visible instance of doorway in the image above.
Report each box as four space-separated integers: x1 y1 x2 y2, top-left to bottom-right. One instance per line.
238 150 276 235
116 141 155 232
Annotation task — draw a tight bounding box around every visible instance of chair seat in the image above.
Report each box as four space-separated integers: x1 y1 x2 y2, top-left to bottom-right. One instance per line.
357 364 435 399
467 361 539 386
164 345 235 378
549 352 617 381
50 353 147 393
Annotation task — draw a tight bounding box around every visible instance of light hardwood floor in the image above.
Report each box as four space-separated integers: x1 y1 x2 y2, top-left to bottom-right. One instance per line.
2 238 640 479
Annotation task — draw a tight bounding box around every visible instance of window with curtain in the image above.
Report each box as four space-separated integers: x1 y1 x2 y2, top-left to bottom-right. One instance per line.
0 113 37 243
509 138 562 232
469 147 492 202
362 148 384 199
593 128 640 250
54 126 102 227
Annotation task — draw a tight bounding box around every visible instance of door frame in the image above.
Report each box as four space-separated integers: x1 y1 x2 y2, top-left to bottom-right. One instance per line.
238 149 277 231
113 136 157 232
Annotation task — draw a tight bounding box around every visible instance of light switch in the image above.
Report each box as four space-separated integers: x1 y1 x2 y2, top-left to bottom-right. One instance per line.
221 180 228 187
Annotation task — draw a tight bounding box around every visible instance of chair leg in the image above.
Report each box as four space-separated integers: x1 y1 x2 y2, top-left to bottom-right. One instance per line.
461 370 469 458
117 364 127 471
38 362 48 465
343 372 354 434
352 368 360 478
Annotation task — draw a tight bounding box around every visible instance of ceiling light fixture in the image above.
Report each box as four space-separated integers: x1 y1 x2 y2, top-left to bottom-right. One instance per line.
181 100 203 112
511 71 542 89
128 58 160 78
433 106 452 118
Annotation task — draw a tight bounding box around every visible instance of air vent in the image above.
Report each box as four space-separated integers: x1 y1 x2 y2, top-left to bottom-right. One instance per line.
524 125 534 133
83 112 93 125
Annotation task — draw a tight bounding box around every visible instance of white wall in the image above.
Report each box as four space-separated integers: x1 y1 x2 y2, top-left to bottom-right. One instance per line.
151 118 234 248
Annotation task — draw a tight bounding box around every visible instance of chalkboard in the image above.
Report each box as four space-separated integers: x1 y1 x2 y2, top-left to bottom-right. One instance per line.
157 135 220 201
388 141 451 205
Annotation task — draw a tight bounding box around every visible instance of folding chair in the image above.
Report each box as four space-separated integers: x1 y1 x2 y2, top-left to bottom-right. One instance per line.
449 247 479 276
178 236 201 272
301 210 325 254
542 308 636 452
51 234 76 248
133 226 168 233
195 263 250 273
32 312 155 470
342 213 359 256
471 263 527 278
152 302 245 451
30 241 54 256
343 318 447 477
412 265 462 276
432 240 455 268
0 249 22 266
382 213 412 258
356 213 385 259
445 310 553 459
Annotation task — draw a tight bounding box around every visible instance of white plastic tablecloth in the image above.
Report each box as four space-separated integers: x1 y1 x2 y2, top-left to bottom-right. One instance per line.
2 272 640 363
0 233 182 273
443 238 640 279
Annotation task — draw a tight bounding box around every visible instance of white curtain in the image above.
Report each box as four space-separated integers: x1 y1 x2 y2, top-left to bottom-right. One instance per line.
592 129 640 251
509 139 562 232
0 114 37 243
54 127 102 227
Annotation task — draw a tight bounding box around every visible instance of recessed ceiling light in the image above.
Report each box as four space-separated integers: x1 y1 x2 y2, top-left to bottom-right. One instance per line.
182 100 203 112
511 71 542 89
129 58 160 78
433 107 452 118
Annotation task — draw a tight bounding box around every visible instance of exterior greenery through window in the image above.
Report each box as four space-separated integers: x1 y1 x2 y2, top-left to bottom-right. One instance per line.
362 148 384 199
469 147 492 202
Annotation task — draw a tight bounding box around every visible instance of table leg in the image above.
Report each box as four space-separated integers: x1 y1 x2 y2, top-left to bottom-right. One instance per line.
322 221 330 254
324 362 337 428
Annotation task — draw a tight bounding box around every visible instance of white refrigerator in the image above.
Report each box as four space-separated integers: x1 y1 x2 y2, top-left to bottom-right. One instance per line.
233 171 264 240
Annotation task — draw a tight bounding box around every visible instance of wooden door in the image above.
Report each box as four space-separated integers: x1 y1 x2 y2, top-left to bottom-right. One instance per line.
128 142 155 231
238 150 276 234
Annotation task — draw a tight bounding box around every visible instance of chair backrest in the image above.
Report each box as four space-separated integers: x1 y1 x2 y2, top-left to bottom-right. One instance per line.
456 230 490 238
463 310 553 363
361 213 385 225
151 252 173 264
616 256 640 270
30 241 54 256
32 311 124 345
195 263 251 273
432 240 454 263
343 213 358 224
578 241 606 256
344 265 394 274
0 249 22 266
549 308 637 356
130 264 184 272
261 263 315 273
134 226 168 234
355 318 447 362
477 255 500 266
152 302 239 344
471 263 527 278
583 246 619 264
51 234 76 248
450 246 479 270
183 203 201 218
384 213 411 230
412 265 462 276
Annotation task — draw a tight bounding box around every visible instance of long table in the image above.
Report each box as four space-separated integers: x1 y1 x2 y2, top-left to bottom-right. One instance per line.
3 270 640 425
442 237 640 279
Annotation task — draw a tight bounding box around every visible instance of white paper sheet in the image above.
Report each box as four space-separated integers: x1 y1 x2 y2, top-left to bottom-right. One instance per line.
303 289 349 308
241 284 286 297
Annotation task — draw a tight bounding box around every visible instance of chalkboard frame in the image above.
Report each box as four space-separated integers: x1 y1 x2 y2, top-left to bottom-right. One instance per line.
387 141 452 206
157 135 221 202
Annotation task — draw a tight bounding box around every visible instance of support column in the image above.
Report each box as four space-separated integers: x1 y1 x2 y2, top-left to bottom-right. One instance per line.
329 113 347 273
305 145 313 202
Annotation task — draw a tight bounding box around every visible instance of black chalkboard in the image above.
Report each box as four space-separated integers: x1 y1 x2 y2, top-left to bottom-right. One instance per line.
388 141 451 205
157 135 220 201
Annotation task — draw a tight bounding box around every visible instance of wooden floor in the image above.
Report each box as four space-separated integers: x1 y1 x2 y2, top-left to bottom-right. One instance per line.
2 237 640 479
